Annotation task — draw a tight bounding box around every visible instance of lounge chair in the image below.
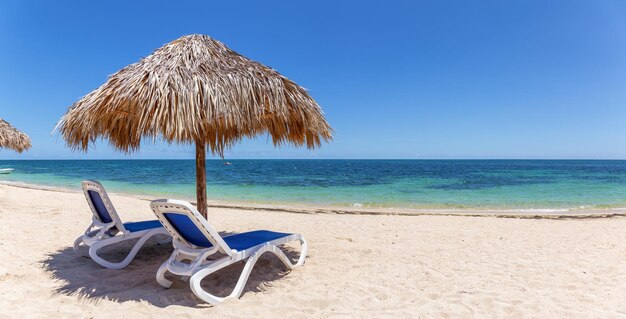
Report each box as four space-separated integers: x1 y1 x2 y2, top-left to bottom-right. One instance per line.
73 180 170 269
149 199 308 305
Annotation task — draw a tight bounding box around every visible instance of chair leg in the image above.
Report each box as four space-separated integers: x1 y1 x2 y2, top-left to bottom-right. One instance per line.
189 257 241 305
188 240 307 305
72 236 90 257
88 230 161 270
228 247 264 300
272 237 308 268
156 261 173 288
296 237 308 266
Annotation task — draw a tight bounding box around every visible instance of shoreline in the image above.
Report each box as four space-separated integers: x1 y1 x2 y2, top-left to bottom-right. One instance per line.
2 180 625 219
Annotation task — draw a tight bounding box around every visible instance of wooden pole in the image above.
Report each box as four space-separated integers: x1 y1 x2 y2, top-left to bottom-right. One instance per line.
195 142 208 218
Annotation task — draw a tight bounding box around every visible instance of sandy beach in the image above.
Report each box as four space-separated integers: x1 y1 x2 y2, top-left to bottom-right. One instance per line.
0 184 623 318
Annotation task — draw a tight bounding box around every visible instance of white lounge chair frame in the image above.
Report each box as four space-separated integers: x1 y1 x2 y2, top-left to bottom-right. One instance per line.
150 199 308 305
73 180 169 269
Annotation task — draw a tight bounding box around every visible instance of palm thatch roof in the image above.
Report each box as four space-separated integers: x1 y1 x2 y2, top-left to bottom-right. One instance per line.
0 118 31 153
55 34 332 155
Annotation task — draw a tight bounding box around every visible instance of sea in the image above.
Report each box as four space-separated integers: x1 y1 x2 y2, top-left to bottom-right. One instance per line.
1 159 626 212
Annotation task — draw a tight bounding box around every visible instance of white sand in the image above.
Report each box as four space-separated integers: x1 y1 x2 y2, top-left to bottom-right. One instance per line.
0 184 625 318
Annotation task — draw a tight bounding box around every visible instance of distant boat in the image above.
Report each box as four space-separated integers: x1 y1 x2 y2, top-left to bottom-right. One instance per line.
223 161 232 166
0 168 15 174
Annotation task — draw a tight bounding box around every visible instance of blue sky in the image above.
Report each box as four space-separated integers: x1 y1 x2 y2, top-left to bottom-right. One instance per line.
1 1 625 159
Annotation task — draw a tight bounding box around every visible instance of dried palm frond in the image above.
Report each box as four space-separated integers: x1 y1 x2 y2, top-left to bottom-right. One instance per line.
0 118 31 153
55 34 332 156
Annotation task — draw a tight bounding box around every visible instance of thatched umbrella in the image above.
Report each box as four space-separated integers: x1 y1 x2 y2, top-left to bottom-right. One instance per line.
56 34 332 217
0 118 31 153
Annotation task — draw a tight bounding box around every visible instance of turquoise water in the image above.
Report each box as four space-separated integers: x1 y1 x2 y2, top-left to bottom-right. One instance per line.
1 160 626 211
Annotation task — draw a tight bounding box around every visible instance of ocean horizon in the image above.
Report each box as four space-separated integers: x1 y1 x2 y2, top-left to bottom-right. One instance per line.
2 159 626 212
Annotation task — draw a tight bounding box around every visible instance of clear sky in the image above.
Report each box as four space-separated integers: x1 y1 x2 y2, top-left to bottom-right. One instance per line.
1 1 625 159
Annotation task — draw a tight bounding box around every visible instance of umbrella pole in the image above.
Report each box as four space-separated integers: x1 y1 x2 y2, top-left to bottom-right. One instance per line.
195 142 208 218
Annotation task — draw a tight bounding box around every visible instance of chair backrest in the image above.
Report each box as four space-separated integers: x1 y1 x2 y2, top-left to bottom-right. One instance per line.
81 180 126 231
150 199 233 255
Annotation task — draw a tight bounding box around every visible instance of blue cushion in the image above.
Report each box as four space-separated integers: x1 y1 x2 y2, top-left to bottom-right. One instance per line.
162 212 292 251
87 190 113 223
223 230 292 251
164 213 213 247
123 220 163 232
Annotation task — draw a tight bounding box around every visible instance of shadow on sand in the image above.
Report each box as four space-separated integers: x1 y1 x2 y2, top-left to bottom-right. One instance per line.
40 232 305 307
